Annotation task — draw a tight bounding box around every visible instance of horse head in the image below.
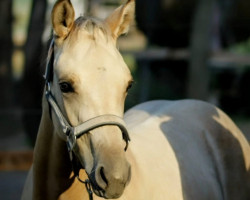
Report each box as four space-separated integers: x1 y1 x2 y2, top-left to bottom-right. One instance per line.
48 0 135 198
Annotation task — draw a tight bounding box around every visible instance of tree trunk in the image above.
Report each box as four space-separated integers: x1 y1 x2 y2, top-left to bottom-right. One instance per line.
22 0 47 145
0 0 13 108
187 0 215 100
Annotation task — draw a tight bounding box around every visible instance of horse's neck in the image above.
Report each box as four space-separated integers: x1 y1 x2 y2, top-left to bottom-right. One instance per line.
32 97 75 199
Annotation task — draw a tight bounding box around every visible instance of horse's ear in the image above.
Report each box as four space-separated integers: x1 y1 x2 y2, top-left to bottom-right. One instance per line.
105 0 135 41
52 0 75 40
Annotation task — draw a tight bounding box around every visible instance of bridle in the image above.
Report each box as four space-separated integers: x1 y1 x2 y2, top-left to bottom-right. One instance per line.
44 38 131 199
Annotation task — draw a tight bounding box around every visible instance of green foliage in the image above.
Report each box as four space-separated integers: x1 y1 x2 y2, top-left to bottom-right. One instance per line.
229 37 250 54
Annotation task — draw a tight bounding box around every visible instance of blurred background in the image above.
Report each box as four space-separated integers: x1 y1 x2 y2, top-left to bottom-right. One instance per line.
1 0 250 199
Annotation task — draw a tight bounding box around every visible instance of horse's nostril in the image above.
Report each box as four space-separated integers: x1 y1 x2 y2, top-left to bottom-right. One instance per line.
100 167 108 186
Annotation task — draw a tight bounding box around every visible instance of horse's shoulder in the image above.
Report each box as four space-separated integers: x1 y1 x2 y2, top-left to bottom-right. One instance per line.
125 100 250 199
125 99 250 172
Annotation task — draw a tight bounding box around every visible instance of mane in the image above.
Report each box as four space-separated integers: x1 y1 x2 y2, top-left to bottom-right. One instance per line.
68 16 111 42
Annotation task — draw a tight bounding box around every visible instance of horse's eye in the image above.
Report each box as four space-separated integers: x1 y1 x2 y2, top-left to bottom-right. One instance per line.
126 80 134 92
59 82 74 93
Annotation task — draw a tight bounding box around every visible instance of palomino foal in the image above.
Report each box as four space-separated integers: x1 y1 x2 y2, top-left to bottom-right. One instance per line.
22 0 250 200
22 0 134 199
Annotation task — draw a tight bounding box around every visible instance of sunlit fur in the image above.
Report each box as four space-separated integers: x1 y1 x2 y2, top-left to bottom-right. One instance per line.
22 0 250 199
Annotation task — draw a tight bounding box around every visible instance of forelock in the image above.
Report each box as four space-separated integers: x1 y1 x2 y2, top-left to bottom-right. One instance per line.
67 16 111 43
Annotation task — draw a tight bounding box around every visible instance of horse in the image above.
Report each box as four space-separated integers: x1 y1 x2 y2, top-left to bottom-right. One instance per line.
21 0 250 199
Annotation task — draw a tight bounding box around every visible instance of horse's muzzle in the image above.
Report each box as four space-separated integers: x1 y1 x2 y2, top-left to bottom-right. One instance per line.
90 162 131 199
